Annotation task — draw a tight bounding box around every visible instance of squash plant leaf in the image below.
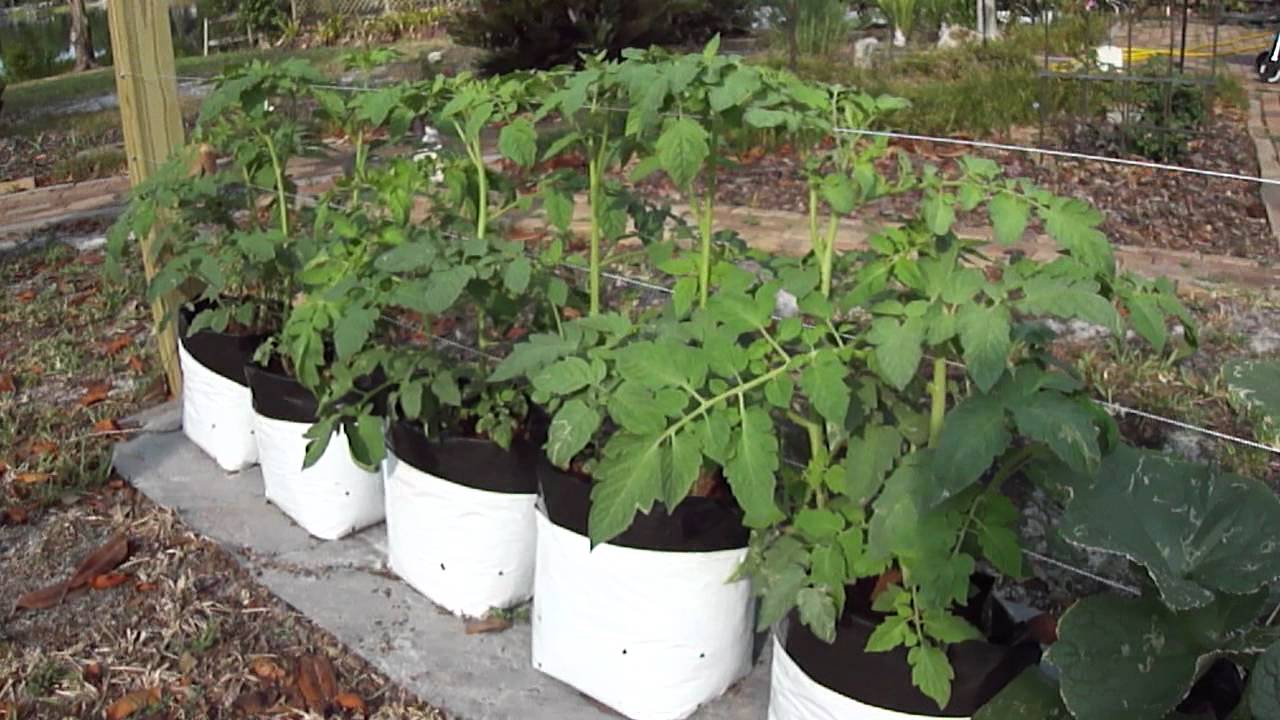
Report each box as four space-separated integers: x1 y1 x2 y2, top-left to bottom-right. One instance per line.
724 406 783 527
1248 641 1280 720
928 396 1010 505
1061 446 1280 610
1047 591 1266 720
1224 359 1280 448
655 117 709 189
973 667 1070 720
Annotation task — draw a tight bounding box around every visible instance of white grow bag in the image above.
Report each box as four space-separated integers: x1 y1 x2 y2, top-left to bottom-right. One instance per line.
179 342 258 472
384 452 537 617
768 635 966 720
531 510 754 720
254 412 384 540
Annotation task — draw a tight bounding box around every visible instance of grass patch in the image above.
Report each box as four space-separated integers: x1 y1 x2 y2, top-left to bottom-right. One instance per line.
0 241 162 515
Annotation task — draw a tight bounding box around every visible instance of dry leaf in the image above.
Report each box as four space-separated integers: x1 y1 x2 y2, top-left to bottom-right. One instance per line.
871 567 903 603
90 573 130 590
16 288 36 303
0 701 15 719
105 687 161 720
134 581 156 593
251 657 287 682
14 472 51 485
3 506 30 525
79 382 111 407
126 356 145 374
93 418 119 433
101 336 131 356
465 616 513 635
27 440 58 457
295 655 338 713
83 660 102 682
233 688 279 714
16 533 129 610
0 374 14 393
335 692 367 713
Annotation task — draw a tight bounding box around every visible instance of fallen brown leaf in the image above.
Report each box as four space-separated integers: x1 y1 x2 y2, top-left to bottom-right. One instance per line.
14 472 51 485
101 335 131 356
233 688 280 714
126 356 145 374
251 657 288 682
93 418 119 433
83 660 102 682
465 616 513 635
3 506 29 525
27 440 58 457
134 581 157 593
16 288 36 303
90 573 131 590
295 654 338 713
0 374 13 393
105 687 161 720
15 533 129 610
335 692 367 713
79 382 111 407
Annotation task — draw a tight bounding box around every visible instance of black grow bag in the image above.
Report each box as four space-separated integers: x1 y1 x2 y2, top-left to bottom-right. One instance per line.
244 363 321 424
178 303 267 387
783 575 1041 717
536 462 749 553
388 419 538 495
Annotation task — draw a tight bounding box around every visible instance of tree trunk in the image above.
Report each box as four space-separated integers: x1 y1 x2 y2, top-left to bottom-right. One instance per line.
69 0 95 72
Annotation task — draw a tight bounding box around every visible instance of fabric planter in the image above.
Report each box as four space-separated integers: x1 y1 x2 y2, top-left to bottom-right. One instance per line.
177 306 265 472
383 420 539 617
246 364 384 540
768 578 1041 720
531 464 754 720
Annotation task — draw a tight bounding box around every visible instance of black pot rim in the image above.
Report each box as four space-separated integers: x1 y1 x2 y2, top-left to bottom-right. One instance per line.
245 363 320 424
388 419 538 496
178 302 267 387
536 461 749 553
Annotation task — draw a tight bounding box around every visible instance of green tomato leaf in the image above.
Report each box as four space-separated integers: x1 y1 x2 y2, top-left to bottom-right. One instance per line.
922 194 957 236
724 406 783 527
1125 294 1167 353
929 396 1010 505
655 117 709 189
924 612 982 644
909 644 954 710
797 587 838 644
532 356 595 396
334 305 378 361
989 193 1030 245
868 317 925 391
957 304 1011 392
503 256 533 295
839 425 902 504
498 117 538 168
542 187 575 232
667 428 703 510
757 562 807 631
590 433 664 545
1011 390 1100 474
799 358 850 428
865 614 911 653
795 508 845 542
821 173 857 215
546 399 600 468
350 414 386 470
424 265 475 314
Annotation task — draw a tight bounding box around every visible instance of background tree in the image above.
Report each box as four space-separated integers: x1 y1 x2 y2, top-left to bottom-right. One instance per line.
68 0 94 72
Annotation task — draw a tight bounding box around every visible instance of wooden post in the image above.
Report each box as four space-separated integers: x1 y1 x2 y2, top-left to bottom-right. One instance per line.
106 0 184 396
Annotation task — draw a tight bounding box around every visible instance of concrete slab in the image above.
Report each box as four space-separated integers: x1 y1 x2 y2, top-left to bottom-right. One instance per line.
113 425 771 720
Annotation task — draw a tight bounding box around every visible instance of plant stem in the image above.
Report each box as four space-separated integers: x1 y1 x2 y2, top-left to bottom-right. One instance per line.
821 213 838 298
263 134 289 237
588 150 603 316
699 132 718 308
928 357 947 447
352 128 366 204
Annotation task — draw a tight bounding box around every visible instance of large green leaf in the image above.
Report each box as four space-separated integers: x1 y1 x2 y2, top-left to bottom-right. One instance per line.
498 118 537 168
929 396 1010 505
723 406 783 527
1061 446 1280 610
973 667 1071 720
655 117 709 189
838 425 902 504
989 193 1030 245
1047 592 1266 720
424 266 475 314
1041 198 1114 276
1249 641 1280 719
1017 276 1120 333
709 66 762 112
607 382 666 434
1224 359 1280 447
1011 390 1100 474
797 587 838 644
958 304 1011 392
532 357 596 396
546 399 600 468
333 305 377 361
799 358 850 428
666 428 703 510
869 317 925 390
1125 295 1167 353
590 433 664 544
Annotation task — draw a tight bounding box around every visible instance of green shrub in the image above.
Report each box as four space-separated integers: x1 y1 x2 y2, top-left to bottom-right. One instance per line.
449 0 754 74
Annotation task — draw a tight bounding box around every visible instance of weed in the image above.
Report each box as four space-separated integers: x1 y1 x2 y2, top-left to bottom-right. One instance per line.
22 659 71 699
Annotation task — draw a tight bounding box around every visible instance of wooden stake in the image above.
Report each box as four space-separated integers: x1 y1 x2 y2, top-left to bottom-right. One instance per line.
106 0 184 397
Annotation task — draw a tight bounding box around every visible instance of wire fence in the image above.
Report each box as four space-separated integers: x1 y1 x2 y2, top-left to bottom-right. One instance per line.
122 66 1280 592
292 0 459 19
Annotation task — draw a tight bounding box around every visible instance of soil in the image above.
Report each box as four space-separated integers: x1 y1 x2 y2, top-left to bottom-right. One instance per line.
637 110 1276 261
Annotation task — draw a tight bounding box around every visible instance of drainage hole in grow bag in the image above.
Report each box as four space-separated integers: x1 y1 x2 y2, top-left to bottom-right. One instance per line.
498 570 504 576
440 563 446 571
699 653 705 659
622 649 627 655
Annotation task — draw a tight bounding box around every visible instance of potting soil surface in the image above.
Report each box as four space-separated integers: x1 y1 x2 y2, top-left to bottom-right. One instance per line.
112 405 771 720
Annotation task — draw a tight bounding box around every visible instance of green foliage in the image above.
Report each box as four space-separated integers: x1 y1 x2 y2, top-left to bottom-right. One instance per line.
1120 60 1209 162
1224 359 1280 448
